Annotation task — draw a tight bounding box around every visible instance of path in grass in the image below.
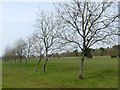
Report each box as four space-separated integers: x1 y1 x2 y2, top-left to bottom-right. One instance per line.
2 56 118 88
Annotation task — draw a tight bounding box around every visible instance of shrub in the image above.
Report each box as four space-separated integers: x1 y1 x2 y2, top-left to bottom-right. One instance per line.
111 55 117 58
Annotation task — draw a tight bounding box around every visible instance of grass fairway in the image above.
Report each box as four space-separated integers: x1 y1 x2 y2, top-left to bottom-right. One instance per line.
2 56 118 88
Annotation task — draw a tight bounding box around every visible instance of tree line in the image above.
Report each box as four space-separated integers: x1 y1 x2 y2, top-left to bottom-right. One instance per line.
2 0 120 79
43 45 120 58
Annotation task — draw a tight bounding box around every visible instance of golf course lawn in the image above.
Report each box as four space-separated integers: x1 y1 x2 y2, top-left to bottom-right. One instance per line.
2 56 118 88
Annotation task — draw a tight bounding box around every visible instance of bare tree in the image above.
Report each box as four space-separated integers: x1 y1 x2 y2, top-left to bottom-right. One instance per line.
56 1 119 79
32 33 44 72
11 46 18 67
15 38 26 68
2 45 16 64
34 10 61 73
24 36 35 70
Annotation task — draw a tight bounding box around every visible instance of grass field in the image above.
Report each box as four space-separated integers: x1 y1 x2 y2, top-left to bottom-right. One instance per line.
2 56 118 88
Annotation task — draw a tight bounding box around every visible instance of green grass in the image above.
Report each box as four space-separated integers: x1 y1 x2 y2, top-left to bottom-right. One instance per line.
2 56 118 88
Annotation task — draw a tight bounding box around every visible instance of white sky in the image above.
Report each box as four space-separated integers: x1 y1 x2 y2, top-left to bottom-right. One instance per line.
0 2 55 56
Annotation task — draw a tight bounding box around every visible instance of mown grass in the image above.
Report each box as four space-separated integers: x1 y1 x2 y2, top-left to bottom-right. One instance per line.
2 56 118 88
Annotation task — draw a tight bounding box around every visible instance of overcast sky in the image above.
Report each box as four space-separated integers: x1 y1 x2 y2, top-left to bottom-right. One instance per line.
0 2 55 56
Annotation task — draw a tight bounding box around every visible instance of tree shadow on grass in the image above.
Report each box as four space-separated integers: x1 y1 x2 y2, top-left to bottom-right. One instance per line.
85 73 104 80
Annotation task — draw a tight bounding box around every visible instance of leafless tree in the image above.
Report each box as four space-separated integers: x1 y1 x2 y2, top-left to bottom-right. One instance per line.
34 10 61 73
32 33 44 72
11 46 18 67
15 38 26 68
2 45 16 64
24 36 35 70
56 0 119 79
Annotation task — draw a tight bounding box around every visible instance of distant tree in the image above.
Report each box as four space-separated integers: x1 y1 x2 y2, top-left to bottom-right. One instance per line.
110 45 120 57
32 33 44 72
24 36 35 70
99 47 105 56
2 45 14 62
118 45 120 57
2 45 18 68
73 49 78 56
34 10 61 73
10 47 18 67
56 1 119 79
15 38 26 68
86 48 93 58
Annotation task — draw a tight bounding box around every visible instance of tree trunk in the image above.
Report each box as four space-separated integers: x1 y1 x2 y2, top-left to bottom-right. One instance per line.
25 59 28 70
79 55 84 79
35 58 42 72
43 56 48 73
14 59 16 68
16 59 19 67
19 59 22 69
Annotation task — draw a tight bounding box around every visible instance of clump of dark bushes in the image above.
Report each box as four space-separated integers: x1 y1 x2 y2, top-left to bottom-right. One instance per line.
111 55 117 58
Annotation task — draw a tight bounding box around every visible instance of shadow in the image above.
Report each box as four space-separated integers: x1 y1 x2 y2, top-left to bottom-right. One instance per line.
85 73 104 79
